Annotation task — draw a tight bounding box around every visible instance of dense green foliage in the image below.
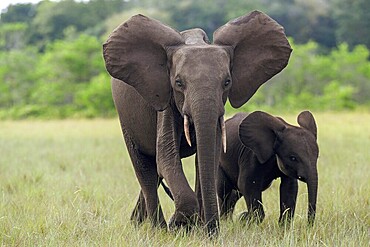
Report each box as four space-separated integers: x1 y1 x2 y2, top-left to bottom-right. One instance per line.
0 0 369 119
0 113 369 245
0 34 114 119
230 41 370 114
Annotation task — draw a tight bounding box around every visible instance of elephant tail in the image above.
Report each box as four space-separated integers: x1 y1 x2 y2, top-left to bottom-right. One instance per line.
161 180 174 201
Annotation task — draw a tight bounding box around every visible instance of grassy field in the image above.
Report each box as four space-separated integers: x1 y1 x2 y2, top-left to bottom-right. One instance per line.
0 112 369 246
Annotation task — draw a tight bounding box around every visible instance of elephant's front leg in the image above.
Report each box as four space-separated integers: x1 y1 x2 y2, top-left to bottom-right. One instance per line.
238 175 265 224
156 109 199 229
278 176 298 226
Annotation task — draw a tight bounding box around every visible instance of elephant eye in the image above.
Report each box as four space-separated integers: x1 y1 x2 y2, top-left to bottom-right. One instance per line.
289 155 298 162
224 79 231 87
175 79 183 87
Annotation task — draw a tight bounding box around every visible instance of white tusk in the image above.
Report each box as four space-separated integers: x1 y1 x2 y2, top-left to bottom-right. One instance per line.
220 116 227 153
184 115 192 147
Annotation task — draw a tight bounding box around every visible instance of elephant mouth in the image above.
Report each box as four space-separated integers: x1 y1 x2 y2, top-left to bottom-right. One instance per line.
183 114 227 153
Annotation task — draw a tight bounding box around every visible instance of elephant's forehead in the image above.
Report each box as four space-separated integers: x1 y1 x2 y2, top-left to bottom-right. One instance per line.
283 129 319 156
173 46 230 68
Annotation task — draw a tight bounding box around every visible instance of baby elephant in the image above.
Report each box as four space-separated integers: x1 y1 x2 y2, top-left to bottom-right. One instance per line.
217 111 319 225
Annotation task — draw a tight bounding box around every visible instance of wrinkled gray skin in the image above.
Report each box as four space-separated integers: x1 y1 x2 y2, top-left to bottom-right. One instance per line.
217 111 319 225
103 11 292 235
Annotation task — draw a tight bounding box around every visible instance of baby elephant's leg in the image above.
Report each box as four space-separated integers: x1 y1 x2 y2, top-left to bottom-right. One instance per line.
239 182 265 224
217 167 241 219
279 176 298 225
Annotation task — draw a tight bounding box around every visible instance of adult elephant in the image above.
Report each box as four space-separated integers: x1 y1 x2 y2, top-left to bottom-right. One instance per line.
103 10 292 235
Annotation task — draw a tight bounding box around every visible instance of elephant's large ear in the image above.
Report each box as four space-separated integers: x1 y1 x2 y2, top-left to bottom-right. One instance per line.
239 111 286 163
103 14 184 111
213 11 292 108
297 111 317 139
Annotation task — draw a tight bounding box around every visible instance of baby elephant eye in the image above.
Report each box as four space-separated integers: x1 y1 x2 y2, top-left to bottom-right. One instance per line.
175 80 183 87
224 79 231 87
289 155 298 162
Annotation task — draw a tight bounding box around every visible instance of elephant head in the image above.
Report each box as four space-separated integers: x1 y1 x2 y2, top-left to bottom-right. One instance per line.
103 11 292 233
239 111 319 225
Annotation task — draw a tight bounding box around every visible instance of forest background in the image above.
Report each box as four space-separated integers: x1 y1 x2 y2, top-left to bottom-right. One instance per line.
1 0 369 119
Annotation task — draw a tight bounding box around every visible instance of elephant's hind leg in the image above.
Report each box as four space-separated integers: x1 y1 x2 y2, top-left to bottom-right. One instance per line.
131 180 168 227
217 167 241 219
130 190 147 225
240 189 265 224
125 136 166 228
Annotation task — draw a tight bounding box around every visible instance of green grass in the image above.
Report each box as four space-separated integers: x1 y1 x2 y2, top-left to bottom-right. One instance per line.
0 112 369 246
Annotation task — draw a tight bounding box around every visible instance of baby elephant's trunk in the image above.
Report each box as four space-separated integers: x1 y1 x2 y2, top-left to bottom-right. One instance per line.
307 170 318 225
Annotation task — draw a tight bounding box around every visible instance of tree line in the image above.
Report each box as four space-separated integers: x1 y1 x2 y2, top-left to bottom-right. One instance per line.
0 0 369 118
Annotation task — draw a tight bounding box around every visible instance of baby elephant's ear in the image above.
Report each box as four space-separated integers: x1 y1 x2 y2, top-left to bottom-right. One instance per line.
297 111 317 139
239 111 286 164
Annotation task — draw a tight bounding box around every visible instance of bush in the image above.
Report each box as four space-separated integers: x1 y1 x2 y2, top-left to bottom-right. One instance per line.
227 40 370 114
75 73 116 118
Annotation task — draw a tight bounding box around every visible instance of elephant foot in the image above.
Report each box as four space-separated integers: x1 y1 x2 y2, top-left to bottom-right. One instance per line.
278 214 293 228
168 211 200 232
205 218 219 238
130 206 167 228
239 211 264 225
130 192 147 226
168 213 219 237
130 211 167 229
130 207 146 226
307 213 315 227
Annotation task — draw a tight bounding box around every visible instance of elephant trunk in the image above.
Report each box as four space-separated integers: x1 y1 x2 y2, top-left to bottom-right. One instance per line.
307 169 318 226
191 102 222 235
